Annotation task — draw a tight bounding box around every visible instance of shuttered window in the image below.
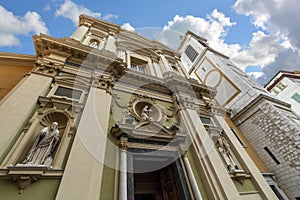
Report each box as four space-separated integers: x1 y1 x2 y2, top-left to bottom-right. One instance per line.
184 45 199 62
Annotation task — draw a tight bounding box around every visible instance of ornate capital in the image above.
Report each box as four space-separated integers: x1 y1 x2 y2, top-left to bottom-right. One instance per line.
93 74 116 94
32 59 63 77
179 144 188 157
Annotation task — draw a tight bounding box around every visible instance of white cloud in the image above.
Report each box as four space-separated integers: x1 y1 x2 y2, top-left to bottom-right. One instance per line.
55 0 117 25
55 0 101 25
230 31 281 70
154 9 280 71
103 14 118 21
153 4 300 85
155 9 237 50
43 5 51 11
233 0 300 83
247 71 264 79
121 23 135 32
0 6 48 47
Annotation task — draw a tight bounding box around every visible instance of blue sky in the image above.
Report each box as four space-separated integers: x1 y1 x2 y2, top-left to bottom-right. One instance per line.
0 0 299 85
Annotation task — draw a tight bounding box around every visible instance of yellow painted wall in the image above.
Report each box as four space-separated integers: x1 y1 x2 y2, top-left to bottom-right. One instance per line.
0 53 34 100
225 116 269 172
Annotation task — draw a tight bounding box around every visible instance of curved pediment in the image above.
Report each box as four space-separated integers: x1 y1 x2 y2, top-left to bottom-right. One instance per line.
133 121 175 136
111 121 185 142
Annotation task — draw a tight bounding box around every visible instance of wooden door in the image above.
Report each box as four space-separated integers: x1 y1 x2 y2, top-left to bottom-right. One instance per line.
160 164 181 200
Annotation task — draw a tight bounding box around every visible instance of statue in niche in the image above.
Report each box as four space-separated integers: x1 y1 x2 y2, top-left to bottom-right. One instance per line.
217 134 239 172
121 109 134 124
89 41 99 49
141 105 153 121
22 122 60 166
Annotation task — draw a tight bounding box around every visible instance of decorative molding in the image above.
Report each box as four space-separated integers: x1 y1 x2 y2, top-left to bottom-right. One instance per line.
118 137 128 150
6 165 63 194
32 58 63 77
38 96 84 114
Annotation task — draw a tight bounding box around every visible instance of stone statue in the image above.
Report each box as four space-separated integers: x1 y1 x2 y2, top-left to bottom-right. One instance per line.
217 135 239 172
89 41 98 48
141 105 153 121
23 122 60 166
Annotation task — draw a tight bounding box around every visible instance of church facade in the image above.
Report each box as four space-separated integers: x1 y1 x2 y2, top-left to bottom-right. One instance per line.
0 15 287 200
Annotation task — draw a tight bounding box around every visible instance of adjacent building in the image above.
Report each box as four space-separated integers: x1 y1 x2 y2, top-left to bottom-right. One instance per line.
178 31 300 199
0 52 35 101
0 15 297 200
265 70 300 115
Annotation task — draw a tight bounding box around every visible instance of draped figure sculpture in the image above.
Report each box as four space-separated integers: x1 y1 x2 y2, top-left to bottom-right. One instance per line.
23 122 60 166
217 134 239 172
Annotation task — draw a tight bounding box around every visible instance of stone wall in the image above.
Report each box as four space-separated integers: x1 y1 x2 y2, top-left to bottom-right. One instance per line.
234 99 300 199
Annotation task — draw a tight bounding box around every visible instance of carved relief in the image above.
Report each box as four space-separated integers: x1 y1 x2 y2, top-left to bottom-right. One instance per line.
112 94 185 146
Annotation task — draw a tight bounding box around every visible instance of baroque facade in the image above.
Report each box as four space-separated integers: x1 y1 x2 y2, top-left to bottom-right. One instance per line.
0 15 290 200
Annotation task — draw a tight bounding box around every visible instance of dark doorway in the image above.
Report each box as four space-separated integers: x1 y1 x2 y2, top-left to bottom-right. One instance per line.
135 193 156 200
133 163 183 200
134 170 163 200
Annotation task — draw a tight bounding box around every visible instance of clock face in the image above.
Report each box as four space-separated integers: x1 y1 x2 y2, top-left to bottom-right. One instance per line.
195 57 240 106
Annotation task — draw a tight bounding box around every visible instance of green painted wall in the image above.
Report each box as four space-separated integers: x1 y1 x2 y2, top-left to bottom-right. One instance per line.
100 114 117 200
232 177 257 193
187 149 208 200
0 178 60 200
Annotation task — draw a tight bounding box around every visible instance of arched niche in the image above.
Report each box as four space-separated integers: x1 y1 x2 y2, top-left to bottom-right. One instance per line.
16 111 72 168
89 39 100 49
132 100 162 123
1 103 78 170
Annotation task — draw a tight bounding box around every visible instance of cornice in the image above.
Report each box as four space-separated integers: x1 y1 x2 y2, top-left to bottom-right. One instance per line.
231 93 292 121
79 14 120 34
0 52 35 66
34 34 119 62
116 30 180 59
163 71 216 99
33 34 127 82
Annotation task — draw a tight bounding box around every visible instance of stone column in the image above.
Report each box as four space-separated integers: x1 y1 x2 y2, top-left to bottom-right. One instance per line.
182 154 202 200
70 25 89 41
175 158 192 200
126 50 131 69
127 153 134 200
119 138 127 200
105 32 116 53
159 54 169 73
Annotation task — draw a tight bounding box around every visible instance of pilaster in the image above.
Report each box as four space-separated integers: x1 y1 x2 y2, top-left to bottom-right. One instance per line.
0 74 52 162
179 107 241 199
214 114 279 200
70 25 89 42
55 87 112 200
